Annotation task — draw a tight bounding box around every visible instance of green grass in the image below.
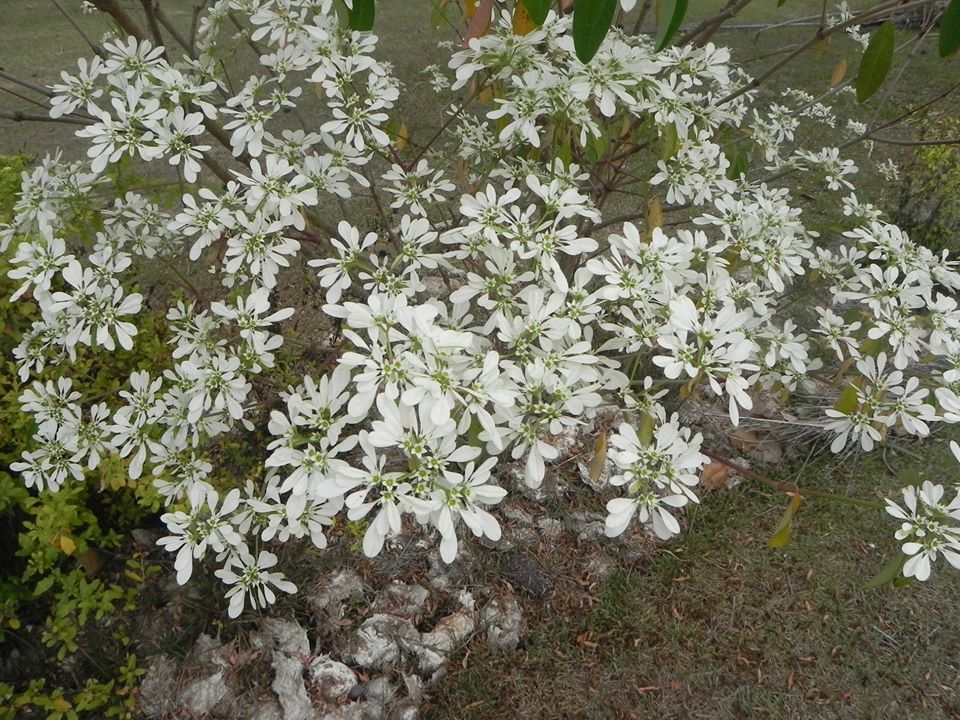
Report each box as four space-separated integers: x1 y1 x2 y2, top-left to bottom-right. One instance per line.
425 436 960 719
2 3 959 720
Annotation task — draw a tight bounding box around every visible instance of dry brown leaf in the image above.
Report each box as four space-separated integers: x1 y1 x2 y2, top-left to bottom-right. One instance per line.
77 548 102 576
700 461 732 491
831 57 848 87
395 122 409 152
463 0 494 46
512 1 536 35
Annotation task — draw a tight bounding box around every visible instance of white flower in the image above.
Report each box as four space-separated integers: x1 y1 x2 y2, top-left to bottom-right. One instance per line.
158 486 243 585
216 549 297 618
885 478 960 582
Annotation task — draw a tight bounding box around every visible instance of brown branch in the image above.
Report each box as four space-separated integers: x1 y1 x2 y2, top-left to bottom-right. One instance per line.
869 135 960 146
630 0 653 35
88 0 148 40
0 70 54 98
0 110 93 125
701 448 885 510
718 0 938 106
154 4 198 58
678 0 755 47
139 0 168 52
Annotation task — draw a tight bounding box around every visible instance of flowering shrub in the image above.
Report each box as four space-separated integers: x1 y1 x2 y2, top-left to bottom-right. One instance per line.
5 0 960 617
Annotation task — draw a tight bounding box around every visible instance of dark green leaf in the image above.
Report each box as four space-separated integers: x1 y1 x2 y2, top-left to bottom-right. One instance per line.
655 0 688 53
865 553 906 589
940 0 960 57
349 0 375 31
573 0 618 64
777 0 789 6
855 21 894 103
522 0 551 26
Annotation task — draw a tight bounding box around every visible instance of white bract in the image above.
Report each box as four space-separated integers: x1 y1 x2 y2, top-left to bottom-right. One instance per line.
6 1 960 617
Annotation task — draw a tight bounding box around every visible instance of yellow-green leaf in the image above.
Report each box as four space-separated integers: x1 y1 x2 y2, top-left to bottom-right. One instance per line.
589 431 608 483
834 383 859 415
768 494 802 549
51 698 72 711
637 411 655 447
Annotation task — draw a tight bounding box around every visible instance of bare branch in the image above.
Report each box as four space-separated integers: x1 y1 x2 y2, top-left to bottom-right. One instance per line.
0 110 93 125
51 0 105 57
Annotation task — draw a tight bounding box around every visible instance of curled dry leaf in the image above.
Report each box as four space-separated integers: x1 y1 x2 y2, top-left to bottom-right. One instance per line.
700 460 733 491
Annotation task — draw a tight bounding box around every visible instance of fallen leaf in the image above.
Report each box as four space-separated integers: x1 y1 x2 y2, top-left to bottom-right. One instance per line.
700 461 732 491
77 548 102 576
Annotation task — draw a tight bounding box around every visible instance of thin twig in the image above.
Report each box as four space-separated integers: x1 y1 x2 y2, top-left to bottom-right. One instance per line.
718 0 937 106
0 110 93 125
51 0 105 57
701 449 885 510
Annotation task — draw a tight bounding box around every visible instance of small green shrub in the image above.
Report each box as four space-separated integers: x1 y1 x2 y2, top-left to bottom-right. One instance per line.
0 154 159 718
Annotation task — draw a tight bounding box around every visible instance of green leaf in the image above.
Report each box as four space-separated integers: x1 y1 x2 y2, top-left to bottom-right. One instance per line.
659 122 679 160
941 0 960 57
726 149 749 180
522 0 550 26
348 0 375 31
573 0 618 64
865 553 906 589
855 21 894 103
834 383 860 415
768 494 802 549
637 411 655 448
655 0 688 53
588 432 608 484
777 0 789 6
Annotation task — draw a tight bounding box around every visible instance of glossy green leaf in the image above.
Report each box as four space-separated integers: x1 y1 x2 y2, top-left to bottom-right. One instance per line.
655 0 688 52
349 0 375 31
855 21 894 103
941 0 960 57
865 553 906 589
573 0 618 64
522 0 551 26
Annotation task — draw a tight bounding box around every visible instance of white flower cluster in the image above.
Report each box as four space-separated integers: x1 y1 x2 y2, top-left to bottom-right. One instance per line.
885 442 960 581
7 1 960 614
